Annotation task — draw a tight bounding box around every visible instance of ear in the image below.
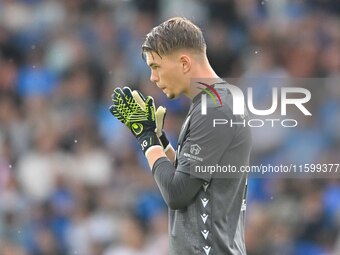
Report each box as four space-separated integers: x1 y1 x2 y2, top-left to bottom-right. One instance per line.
179 55 191 74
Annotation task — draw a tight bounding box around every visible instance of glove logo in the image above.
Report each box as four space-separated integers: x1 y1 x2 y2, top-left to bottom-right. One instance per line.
141 139 148 151
131 123 144 136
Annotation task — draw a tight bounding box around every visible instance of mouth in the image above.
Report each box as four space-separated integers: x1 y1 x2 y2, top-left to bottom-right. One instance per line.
157 85 167 93
161 88 167 95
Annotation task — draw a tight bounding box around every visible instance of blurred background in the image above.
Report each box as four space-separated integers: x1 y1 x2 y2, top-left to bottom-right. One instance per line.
0 0 339 254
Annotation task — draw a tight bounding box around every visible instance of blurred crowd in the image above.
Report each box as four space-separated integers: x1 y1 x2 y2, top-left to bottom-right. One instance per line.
0 0 339 254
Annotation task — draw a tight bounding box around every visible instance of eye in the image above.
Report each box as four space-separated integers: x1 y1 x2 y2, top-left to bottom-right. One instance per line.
151 65 159 70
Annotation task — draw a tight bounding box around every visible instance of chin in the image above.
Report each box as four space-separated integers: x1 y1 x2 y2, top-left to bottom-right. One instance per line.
166 93 176 100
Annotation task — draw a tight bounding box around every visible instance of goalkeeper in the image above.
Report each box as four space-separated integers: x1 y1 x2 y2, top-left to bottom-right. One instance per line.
109 17 251 255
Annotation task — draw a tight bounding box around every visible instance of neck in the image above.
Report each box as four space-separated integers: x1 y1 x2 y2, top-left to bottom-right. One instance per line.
184 63 220 100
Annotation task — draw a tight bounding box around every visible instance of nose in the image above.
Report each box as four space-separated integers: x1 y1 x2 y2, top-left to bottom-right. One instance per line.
150 70 159 83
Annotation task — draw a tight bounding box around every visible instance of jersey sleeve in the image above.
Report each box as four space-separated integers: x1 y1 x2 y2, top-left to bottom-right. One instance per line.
152 157 205 210
176 105 235 182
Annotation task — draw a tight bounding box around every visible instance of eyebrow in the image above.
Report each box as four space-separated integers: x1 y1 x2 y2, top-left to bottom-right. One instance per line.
145 51 163 67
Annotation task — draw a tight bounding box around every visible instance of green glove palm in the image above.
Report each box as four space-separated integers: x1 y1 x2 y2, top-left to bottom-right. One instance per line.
109 87 161 154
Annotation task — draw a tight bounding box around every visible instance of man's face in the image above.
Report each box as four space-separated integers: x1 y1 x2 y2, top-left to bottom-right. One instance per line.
145 51 186 99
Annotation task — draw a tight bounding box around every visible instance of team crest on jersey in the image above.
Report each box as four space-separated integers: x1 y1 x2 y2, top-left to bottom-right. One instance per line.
190 144 201 155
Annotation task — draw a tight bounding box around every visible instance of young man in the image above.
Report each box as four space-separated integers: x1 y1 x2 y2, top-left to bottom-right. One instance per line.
110 17 251 255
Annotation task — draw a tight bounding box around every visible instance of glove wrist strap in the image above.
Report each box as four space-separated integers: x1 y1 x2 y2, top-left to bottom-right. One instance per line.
137 132 161 155
159 131 170 150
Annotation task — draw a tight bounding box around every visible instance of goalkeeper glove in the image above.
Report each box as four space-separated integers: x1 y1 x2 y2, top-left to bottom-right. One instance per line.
131 90 171 152
109 87 161 155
